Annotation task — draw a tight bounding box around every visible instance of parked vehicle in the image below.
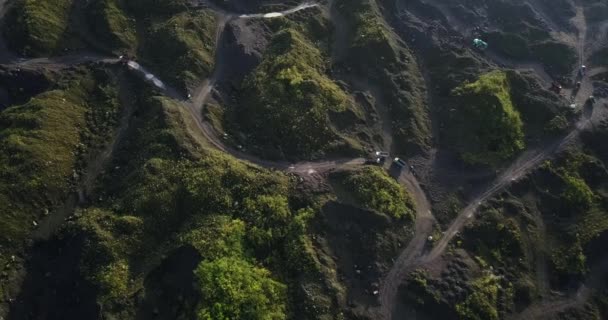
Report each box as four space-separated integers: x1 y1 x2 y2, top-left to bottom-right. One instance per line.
393 157 407 168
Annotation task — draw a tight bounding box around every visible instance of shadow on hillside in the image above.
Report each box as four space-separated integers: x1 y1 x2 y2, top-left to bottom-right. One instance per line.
135 245 201 320
7 234 99 320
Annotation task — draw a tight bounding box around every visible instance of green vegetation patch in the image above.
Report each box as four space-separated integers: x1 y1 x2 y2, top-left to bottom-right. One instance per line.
333 167 415 220
0 70 118 242
195 257 287 320
463 209 525 267
236 28 356 158
142 10 217 91
336 0 431 154
87 0 137 51
68 95 323 316
531 151 608 277
455 274 502 320
0 69 120 294
449 70 525 166
4 0 75 55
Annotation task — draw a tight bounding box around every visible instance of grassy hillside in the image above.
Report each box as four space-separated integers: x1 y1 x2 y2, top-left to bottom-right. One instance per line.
3 0 75 55
57 93 333 318
0 69 120 293
336 0 431 154
234 28 361 159
87 0 137 52
82 0 216 91
449 71 525 166
332 167 415 220
141 10 217 92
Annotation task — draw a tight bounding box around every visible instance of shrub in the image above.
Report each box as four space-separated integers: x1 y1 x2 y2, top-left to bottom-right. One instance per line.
449 70 525 165
179 216 246 260
455 275 500 320
195 257 287 320
551 235 586 276
561 174 595 212
95 259 131 301
463 209 524 265
338 167 415 220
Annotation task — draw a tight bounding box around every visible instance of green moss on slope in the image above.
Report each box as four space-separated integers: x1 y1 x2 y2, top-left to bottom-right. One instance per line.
237 28 356 159
336 0 431 154
3 0 74 55
455 274 501 320
87 0 137 51
534 152 608 277
69 95 321 316
0 70 120 294
142 10 217 92
335 167 415 220
195 257 287 320
449 70 525 166
463 208 525 267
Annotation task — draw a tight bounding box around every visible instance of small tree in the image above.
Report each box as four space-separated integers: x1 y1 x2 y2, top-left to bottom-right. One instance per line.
195 257 287 320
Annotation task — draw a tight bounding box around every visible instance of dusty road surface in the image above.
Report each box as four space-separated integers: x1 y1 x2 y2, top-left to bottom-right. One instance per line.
375 1 608 318
2 1 607 319
379 166 434 319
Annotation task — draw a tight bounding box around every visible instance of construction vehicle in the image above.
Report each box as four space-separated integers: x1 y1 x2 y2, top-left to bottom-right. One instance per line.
375 151 389 158
550 82 562 94
473 38 488 50
366 151 389 165
393 157 407 168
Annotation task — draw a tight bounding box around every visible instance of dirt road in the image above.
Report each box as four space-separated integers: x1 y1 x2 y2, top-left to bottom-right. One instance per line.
379 168 434 318
511 256 608 320
425 100 603 263
3 1 605 319
376 1 608 318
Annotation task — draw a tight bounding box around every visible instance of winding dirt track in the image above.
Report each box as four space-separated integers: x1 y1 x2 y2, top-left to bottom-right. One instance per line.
2 0 607 319
376 0 608 319
325 2 437 315
408 0 603 260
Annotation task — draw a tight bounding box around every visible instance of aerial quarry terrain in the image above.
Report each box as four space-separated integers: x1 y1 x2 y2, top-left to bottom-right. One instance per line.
1 0 608 319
